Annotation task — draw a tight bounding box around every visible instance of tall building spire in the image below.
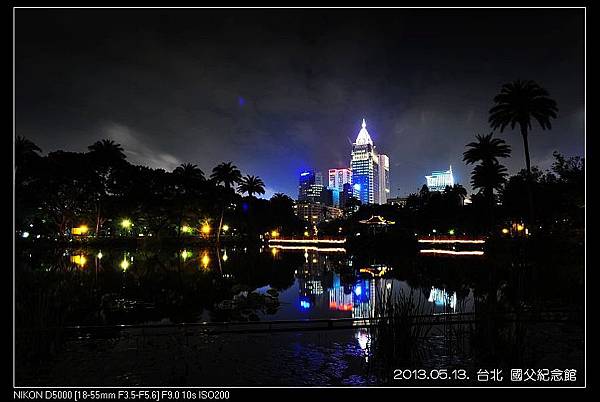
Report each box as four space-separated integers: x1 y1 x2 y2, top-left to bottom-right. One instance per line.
355 118 373 145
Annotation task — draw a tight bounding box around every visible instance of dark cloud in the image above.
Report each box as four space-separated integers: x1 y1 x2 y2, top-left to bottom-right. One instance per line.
16 8 584 198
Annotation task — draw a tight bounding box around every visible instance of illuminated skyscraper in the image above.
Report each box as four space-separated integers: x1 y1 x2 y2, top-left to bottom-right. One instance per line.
350 119 389 204
298 169 324 202
378 154 390 204
328 168 352 191
425 166 455 192
328 168 352 207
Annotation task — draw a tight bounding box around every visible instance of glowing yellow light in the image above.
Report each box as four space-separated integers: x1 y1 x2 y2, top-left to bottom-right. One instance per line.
120 258 130 271
181 250 192 261
181 225 191 233
304 231 310 237
70 254 87 267
222 250 228 262
516 224 524 232
222 224 229 232
201 253 210 269
97 251 103 259
201 223 211 235
502 228 510 234
448 229 455 235
72 225 89 235
121 219 132 229
271 247 278 256
271 230 280 238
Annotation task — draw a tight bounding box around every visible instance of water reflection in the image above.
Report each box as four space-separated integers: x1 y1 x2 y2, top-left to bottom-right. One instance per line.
428 287 457 312
70 254 87 268
200 252 210 269
18 244 474 328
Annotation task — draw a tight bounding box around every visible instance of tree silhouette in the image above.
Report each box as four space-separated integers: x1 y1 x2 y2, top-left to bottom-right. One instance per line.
173 163 205 186
489 80 558 224
172 163 205 236
86 139 129 236
15 136 42 171
238 175 265 197
87 139 127 163
463 133 511 166
210 162 242 190
470 162 508 199
464 133 511 226
211 162 242 243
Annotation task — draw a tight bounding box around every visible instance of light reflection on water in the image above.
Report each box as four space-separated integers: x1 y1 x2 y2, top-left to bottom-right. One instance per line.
26 245 474 330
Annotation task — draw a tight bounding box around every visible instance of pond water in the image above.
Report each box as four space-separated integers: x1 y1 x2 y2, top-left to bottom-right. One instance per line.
15 240 584 386
16 243 476 327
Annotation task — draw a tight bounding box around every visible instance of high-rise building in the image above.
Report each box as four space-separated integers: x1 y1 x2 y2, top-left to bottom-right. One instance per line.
294 202 324 226
328 168 352 191
350 119 390 205
298 169 324 202
378 154 390 204
328 168 352 208
339 182 354 208
425 166 455 192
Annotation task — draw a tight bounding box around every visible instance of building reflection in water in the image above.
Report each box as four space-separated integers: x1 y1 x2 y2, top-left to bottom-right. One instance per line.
427 286 457 312
295 249 395 360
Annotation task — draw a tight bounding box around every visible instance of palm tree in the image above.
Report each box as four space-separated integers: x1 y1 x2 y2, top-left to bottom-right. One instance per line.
210 162 242 190
210 162 242 243
464 133 511 226
470 162 508 205
173 163 205 186
87 139 127 163
489 80 558 224
15 136 42 170
238 175 265 197
463 133 511 166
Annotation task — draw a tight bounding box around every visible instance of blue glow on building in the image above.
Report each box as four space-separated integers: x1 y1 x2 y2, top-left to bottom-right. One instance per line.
350 119 389 204
299 297 311 310
425 166 455 192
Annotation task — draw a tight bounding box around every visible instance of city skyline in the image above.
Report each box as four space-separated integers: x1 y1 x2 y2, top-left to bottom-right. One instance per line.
16 8 584 199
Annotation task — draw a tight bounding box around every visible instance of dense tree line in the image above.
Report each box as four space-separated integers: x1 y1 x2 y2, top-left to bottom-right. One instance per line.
15 137 303 240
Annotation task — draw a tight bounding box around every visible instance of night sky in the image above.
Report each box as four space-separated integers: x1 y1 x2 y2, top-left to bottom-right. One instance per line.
15 8 584 198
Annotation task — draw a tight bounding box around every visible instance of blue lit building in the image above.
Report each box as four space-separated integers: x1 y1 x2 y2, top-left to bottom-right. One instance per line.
298 170 324 202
